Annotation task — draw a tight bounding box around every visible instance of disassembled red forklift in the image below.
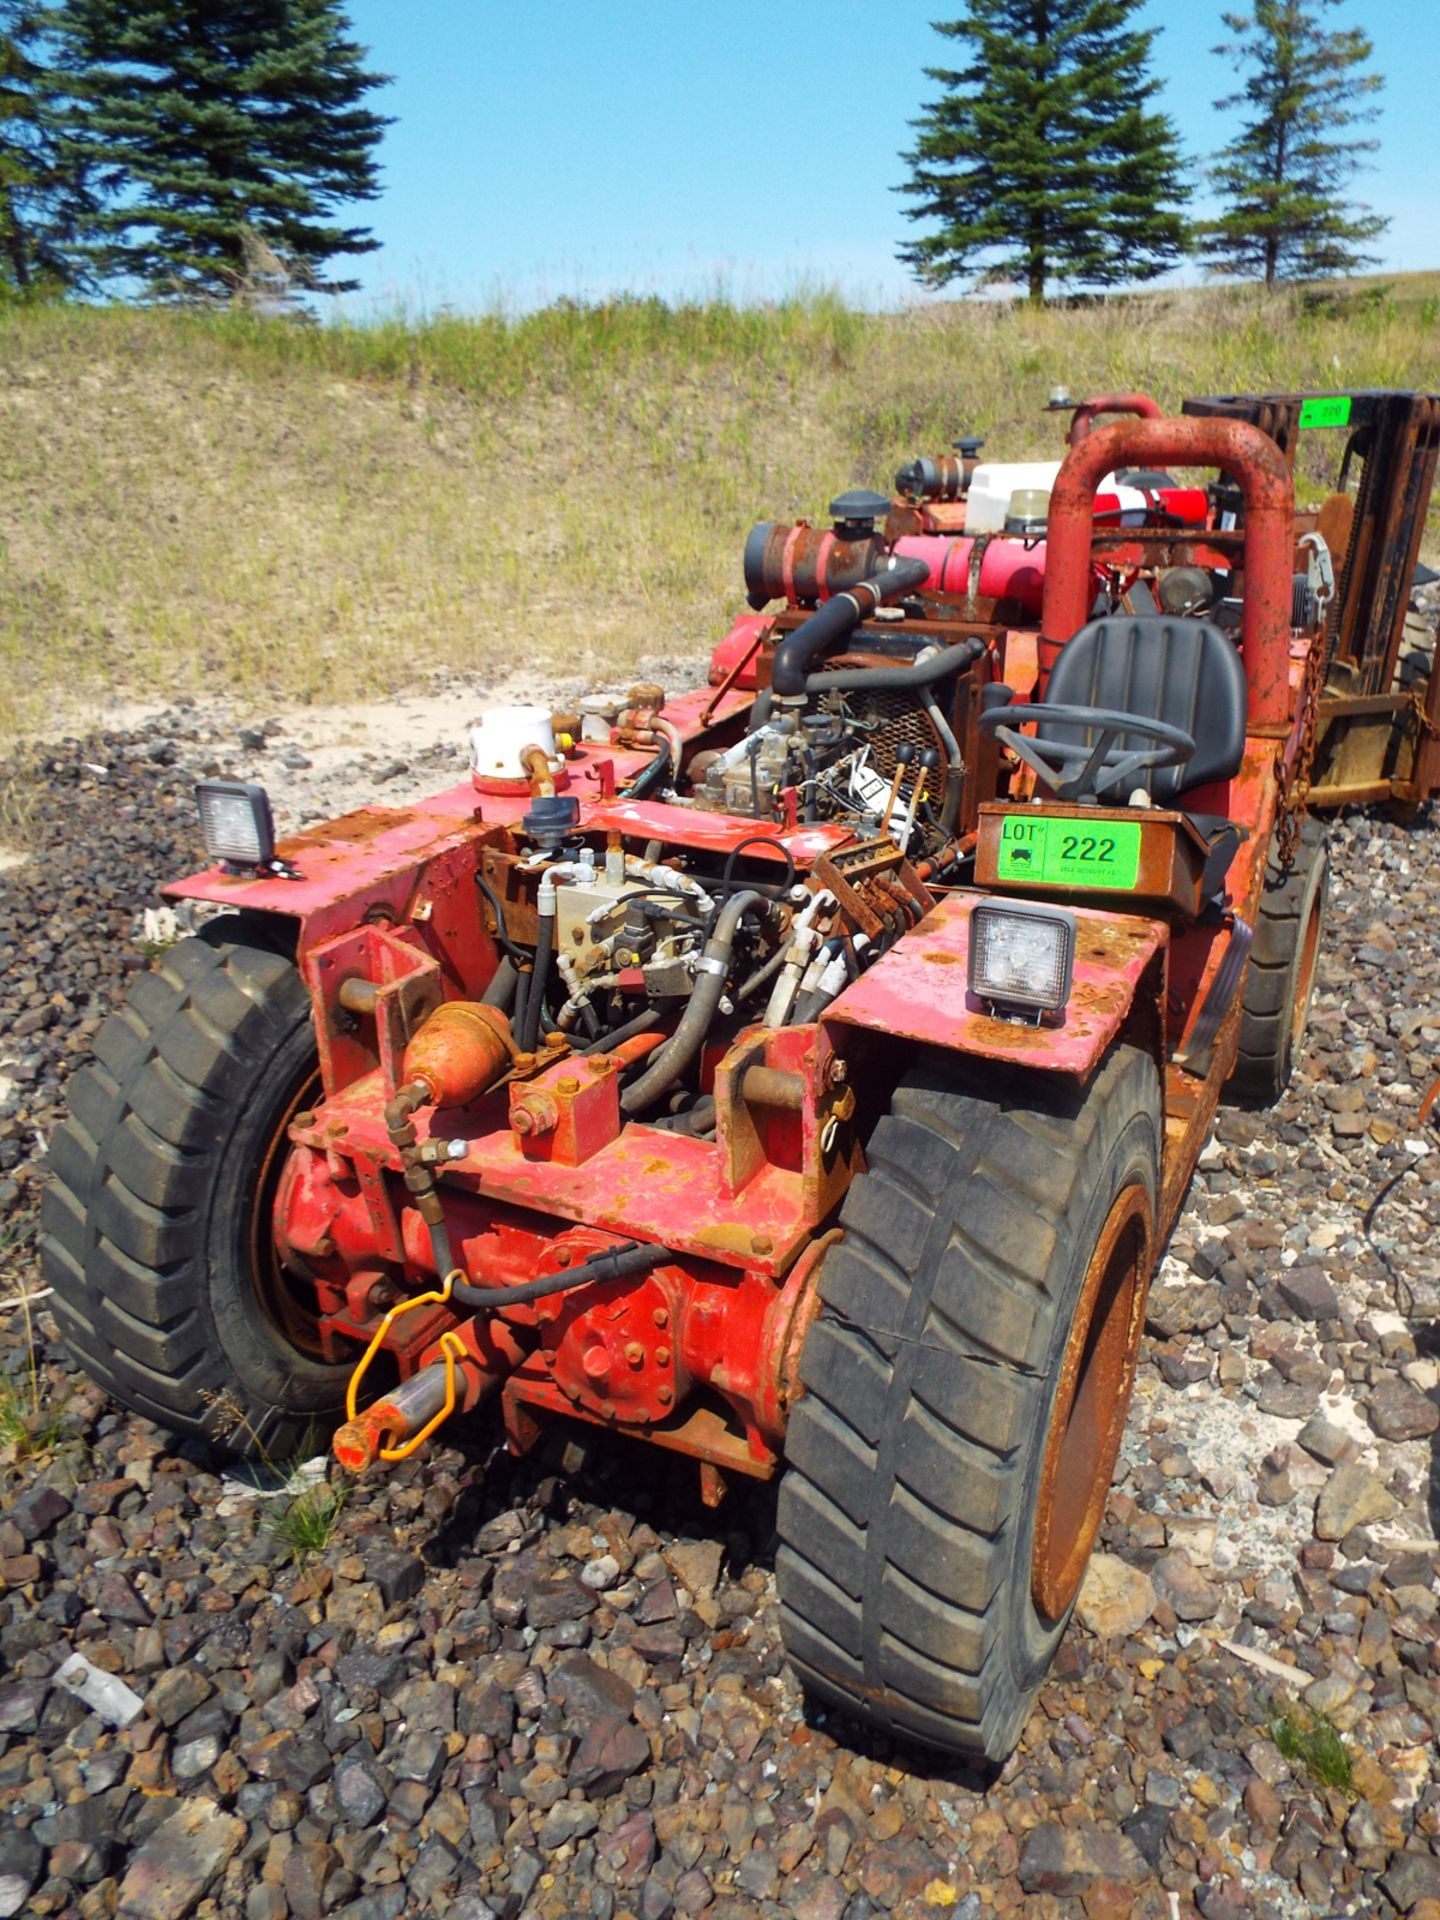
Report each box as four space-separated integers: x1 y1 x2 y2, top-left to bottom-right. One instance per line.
41 387 1436 1762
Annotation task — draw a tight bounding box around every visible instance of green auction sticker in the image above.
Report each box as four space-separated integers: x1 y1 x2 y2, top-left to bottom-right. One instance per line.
996 813 1143 889
1299 395 1353 430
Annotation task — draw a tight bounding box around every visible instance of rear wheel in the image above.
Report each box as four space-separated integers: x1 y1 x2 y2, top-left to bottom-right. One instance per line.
40 916 349 1459
1228 817 1329 1107
777 1042 1160 1763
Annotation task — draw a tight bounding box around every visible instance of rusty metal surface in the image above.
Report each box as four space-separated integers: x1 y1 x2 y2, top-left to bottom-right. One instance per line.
1067 391 1163 444
1040 416 1295 732
825 891 1166 1079
1030 1181 1154 1620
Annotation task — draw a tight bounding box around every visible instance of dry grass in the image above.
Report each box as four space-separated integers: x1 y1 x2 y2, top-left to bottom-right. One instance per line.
1 279 1437 738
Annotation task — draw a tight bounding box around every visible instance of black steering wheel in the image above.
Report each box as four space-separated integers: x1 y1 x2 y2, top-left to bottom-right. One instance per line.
979 701 1196 803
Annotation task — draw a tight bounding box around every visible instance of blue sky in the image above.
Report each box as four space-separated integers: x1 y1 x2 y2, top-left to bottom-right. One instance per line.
340 1 1436 313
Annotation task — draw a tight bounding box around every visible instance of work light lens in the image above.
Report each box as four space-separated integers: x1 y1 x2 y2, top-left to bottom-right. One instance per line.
196 781 274 867
969 902 1075 1012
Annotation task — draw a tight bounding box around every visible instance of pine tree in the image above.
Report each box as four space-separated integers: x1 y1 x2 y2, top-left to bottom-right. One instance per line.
896 0 1190 303
1200 0 1385 285
0 1 92 295
50 0 390 301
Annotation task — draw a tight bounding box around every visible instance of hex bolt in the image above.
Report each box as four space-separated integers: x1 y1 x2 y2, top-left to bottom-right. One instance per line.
754 1233 773 1254
557 1077 580 1094
601 1401 615 1420
625 1342 646 1368
653 1307 669 1329
657 1386 673 1406
293 1110 317 1130
655 1346 671 1367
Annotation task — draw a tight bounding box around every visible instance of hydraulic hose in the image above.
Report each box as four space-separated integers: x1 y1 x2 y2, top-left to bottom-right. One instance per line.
620 889 766 1116
480 957 518 1011
521 897 555 1053
574 1007 661 1056
804 635 986 695
450 1238 671 1311
770 555 933 697
918 677 966 834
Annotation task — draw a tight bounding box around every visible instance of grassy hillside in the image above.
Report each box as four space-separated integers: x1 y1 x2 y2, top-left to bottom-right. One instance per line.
2 280 1438 738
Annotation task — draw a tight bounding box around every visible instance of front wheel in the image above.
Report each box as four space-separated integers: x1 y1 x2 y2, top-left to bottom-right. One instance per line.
776 1042 1161 1763
40 916 350 1459
1227 816 1329 1107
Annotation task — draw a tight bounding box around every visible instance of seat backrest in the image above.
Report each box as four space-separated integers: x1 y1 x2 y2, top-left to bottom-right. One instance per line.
1041 615 1248 803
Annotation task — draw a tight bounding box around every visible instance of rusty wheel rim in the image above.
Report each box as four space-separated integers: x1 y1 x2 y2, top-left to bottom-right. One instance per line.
1291 886 1325 1052
1031 1183 1154 1622
248 1064 330 1361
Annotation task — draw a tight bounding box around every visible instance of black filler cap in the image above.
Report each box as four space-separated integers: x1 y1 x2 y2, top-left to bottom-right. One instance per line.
828 489 892 537
523 793 580 850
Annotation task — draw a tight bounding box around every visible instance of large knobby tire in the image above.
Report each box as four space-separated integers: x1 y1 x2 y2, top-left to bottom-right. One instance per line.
1227 817 1329 1107
40 915 349 1458
776 1042 1161 1763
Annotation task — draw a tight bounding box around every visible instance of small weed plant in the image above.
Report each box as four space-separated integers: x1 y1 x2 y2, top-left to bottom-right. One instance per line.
1267 1701 1354 1796
266 1476 347 1565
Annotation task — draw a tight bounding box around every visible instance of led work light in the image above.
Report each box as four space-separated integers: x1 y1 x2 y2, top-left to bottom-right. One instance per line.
968 899 1076 1018
195 780 276 871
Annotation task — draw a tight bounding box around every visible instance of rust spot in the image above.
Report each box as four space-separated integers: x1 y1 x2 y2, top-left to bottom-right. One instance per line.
279 808 419 853
920 949 964 966
695 1222 765 1255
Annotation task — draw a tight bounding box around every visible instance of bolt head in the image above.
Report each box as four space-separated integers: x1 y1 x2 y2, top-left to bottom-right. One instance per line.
655 1345 671 1367
652 1307 669 1329
657 1386 673 1406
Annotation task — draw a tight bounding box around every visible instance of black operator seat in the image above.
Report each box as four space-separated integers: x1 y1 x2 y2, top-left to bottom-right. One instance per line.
1039 614 1248 893
1039 615 1247 803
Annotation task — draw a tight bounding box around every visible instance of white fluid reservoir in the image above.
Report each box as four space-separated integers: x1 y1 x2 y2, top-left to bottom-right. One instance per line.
965 460 1124 534
964 461 1065 534
469 705 556 782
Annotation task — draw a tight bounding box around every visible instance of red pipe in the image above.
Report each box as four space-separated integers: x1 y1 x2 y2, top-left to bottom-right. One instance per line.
1040 416 1295 732
1068 391 1163 445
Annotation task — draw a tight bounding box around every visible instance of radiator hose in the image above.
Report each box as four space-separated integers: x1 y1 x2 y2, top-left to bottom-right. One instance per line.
769 555 933 697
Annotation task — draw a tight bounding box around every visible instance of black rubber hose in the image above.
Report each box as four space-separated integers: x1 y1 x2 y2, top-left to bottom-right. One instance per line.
573 1007 661 1056
620 889 765 1116
480 957 517 1010
735 940 789 1003
620 742 670 800
770 555 933 697
521 906 554 1053
804 636 986 695
475 873 525 967
720 833 796 902
449 1237 670 1311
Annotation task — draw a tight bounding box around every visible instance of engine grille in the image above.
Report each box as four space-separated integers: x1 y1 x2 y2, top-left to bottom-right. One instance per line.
839 681 951 809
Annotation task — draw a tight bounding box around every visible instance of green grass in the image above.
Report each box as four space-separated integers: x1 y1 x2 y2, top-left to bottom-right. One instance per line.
265 1476 348 1565
2 278 1438 739
0 1368 67 1461
1267 1701 1355 1796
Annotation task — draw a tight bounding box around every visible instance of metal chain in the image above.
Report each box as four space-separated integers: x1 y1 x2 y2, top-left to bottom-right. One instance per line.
1275 632 1325 871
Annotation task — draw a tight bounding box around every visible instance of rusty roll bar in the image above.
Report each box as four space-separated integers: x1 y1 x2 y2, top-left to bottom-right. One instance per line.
1067 391 1163 445
1040 415 1295 733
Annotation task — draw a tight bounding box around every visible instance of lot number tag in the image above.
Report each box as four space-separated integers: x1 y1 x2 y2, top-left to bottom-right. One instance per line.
1299 395 1353 429
996 814 1143 889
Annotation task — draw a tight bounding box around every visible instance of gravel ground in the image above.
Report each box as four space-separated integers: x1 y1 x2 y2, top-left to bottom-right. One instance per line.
2 670 1439 1920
